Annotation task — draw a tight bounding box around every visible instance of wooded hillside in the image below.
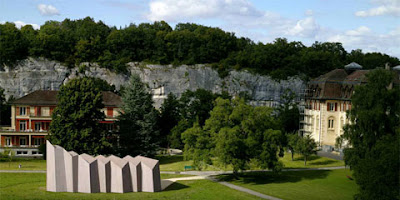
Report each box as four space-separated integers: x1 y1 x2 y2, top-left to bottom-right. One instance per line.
1 17 399 79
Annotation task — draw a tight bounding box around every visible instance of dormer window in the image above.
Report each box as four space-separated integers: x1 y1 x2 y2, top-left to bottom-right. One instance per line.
327 102 336 111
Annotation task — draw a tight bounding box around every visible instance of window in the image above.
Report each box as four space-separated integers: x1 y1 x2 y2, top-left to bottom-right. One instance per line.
16 151 28 155
41 107 50 116
19 137 27 146
30 107 35 115
328 118 335 129
5 137 12 146
34 138 42 146
329 103 335 111
19 121 27 131
19 107 26 115
34 122 41 131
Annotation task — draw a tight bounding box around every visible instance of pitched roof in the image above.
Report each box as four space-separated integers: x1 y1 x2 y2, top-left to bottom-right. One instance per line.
311 69 348 83
11 90 122 107
11 90 58 105
102 91 123 107
344 62 363 70
344 70 369 83
308 69 370 100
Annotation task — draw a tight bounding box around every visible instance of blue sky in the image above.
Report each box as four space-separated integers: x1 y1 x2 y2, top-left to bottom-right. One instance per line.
1 0 400 58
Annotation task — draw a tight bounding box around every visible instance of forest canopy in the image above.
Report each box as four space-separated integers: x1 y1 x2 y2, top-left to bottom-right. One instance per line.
1 17 399 79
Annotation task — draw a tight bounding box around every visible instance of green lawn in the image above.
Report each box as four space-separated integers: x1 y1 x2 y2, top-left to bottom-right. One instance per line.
160 174 195 179
280 153 345 168
0 153 344 172
0 173 262 200
0 158 46 170
217 169 358 200
158 153 344 171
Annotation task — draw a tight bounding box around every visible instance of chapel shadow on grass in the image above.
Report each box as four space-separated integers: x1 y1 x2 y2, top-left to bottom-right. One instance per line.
216 170 331 185
163 182 189 191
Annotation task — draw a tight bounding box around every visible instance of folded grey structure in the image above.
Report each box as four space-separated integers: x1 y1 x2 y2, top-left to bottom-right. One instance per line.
46 140 161 193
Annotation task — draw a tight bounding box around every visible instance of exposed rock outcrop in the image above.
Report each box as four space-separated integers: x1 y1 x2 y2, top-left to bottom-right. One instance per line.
0 58 305 108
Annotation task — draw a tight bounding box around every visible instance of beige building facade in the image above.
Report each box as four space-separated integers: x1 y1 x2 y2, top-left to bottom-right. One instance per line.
300 63 367 147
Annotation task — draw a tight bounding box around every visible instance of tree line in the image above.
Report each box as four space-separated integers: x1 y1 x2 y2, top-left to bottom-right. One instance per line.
1 17 399 79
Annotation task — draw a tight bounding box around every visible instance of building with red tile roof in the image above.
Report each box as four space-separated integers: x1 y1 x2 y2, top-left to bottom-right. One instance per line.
0 90 122 156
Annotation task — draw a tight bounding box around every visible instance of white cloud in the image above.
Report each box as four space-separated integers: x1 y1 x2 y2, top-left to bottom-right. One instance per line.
286 17 320 38
345 26 371 36
14 21 40 29
144 0 399 57
145 0 320 39
0 21 40 29
355 0 400 17
327 26 400 57
37 4 60 16
146 0 261 21
305 9 314 16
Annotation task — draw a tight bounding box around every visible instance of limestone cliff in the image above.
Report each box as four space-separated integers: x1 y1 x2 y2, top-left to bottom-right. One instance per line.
0 58 305 108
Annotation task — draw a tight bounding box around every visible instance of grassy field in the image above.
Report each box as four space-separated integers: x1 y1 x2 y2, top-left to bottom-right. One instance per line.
279 153 345 168
0 173 262 200
0 153 344 171
158 153 344 171
217 169 358 200
0 158 46 170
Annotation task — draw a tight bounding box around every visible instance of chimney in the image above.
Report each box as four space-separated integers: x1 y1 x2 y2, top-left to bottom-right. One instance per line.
385 63 390 70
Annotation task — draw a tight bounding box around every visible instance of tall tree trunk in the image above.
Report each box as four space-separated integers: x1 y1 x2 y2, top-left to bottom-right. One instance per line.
304 156 307 166
291 150 294 161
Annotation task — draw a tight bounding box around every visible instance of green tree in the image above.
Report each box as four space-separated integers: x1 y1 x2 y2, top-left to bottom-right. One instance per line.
183 97 283 173
179 89 216 126
181 121 212 170
168 119 190 149
277 89 300 134
159 93 181 147
296 135 317 166
287 134 300 161
117 74 160 157
342 69 400 200
0 22 28 66
48 77 111 155
90 77 116 92
20 25 38 54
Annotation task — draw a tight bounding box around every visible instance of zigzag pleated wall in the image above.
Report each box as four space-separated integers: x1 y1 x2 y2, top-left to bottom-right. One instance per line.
46 141 161 193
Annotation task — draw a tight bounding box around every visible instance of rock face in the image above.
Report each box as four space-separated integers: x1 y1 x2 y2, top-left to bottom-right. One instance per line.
0 58 305 107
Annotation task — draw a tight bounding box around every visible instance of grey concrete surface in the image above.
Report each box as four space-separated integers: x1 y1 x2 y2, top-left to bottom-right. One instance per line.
123 155 142 192
134 155 161 192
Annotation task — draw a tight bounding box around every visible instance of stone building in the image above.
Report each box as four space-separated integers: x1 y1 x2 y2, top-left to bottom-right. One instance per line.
300 62 400 148
0 90 122 156
300 62 368 147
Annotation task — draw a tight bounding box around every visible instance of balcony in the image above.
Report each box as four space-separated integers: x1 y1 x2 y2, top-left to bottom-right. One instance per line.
0 129 48 134
29 114 52 119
